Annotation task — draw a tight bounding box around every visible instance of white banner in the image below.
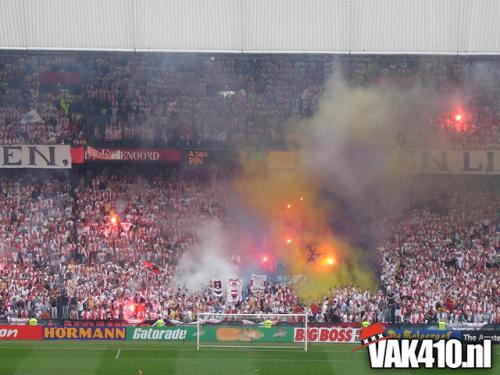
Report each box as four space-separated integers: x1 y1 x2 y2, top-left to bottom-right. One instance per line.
399 150 500 175
212 279 223 298
0 145 71 169
20 110 43 125
227 278 242 304
250 274 267 293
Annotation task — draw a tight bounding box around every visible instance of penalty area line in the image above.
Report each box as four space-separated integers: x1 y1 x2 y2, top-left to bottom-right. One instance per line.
115 348 121 360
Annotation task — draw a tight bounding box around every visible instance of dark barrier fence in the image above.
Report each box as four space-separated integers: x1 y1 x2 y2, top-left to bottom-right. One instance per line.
1 319 499 330
84 115 287 150
0 320 498 344
386 323 500 331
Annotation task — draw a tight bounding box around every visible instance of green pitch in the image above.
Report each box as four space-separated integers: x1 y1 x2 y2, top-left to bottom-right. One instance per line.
0 341 498 375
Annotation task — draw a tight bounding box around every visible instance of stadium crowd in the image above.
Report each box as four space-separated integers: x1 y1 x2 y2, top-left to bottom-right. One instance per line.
377 190 499 325
0 52 498 326
1 53 500 149
0 167 497 325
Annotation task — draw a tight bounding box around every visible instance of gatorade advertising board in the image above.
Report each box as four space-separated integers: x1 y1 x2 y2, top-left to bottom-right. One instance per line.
126 327 196 341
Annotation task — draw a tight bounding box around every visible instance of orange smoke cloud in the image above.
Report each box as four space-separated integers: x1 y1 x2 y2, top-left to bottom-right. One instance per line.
233 165 375 302
230 81 457 303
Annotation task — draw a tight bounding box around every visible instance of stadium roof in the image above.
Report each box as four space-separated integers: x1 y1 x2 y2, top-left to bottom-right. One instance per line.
1 0 500 54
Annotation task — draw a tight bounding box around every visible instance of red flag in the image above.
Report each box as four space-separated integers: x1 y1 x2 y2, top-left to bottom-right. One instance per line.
143 260 160 275
70 146 84 164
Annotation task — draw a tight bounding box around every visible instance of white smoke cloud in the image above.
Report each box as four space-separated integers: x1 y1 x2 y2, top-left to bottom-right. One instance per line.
300 81 453 207
173 220 239 293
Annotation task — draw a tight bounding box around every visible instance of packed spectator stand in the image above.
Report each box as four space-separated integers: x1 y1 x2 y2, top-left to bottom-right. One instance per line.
0 167 497 325
0 52 498 326
1 52 500 150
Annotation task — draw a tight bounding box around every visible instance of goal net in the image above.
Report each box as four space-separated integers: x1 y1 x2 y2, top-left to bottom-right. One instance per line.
196 313 308 351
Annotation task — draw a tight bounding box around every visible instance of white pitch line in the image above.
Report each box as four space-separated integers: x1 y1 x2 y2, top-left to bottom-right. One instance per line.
114 356 366 362
0 345 355 353
115 348 121 360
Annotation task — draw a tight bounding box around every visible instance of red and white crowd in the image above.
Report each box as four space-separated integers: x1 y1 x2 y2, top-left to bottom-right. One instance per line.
1 53 500 149
0 52 498 325
0 168 497 324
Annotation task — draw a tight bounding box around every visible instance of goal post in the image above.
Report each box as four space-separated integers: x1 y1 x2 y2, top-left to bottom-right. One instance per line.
196 313 308 351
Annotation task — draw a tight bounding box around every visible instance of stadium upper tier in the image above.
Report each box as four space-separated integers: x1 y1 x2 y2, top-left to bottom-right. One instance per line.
0 53 499 150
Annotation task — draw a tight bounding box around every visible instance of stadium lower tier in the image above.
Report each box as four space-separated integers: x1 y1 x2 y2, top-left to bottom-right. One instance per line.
0 330 498 375
0 167 498 325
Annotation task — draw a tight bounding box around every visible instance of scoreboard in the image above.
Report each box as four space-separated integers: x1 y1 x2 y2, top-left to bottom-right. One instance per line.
184 149 266 168
184 149 292 170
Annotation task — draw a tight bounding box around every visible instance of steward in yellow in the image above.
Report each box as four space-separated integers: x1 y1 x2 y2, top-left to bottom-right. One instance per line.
153 319 165 327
